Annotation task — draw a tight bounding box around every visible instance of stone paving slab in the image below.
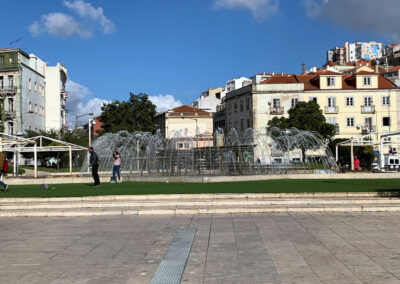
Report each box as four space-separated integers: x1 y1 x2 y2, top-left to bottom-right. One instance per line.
1 213 400 283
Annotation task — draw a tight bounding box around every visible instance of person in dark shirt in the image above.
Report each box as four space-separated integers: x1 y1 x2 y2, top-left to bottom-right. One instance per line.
88 147 100 187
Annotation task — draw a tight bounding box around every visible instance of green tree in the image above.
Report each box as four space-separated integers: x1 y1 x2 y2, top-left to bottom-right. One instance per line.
99 93 157 134
268 101 336 140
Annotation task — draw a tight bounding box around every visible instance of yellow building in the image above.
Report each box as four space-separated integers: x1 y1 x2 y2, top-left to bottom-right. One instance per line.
225 71 400 152
153 105 214 149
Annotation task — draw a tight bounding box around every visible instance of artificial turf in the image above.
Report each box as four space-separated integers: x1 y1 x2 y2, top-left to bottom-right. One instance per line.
0 179 399 198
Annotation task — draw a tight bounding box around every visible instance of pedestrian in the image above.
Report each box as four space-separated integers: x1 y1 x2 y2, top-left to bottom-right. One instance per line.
354 156 361 171
111 151 121 183
0 151 9 192
88 147 100 187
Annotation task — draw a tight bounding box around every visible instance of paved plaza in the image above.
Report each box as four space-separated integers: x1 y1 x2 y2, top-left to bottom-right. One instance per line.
1 213 400 284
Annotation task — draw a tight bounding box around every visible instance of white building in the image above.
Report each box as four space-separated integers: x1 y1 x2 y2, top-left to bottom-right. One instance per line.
45 63 68 130
193 87 224 113
0 49 68 134
225 77 252 93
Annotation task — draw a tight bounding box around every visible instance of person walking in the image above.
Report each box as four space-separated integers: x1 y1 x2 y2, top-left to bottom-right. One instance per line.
111 151 121 183
0 151 9 192
88 147 100 187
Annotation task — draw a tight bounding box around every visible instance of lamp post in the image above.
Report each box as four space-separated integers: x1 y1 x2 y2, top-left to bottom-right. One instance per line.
75 112 93 129
88 118 96 147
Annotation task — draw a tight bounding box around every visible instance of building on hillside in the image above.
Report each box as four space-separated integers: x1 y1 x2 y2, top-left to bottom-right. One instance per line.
45 63 68 130
381 65 400 87
0 48 68 135
327 41 383 64
153 105 214 149
225 77 252 92
192 87 224 112
383 44 400 66
225 72 400 153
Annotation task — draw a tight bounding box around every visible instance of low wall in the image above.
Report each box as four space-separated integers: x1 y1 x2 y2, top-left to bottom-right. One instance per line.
3 172 400 185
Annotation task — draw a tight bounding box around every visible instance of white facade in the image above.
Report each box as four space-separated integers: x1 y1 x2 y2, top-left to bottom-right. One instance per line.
193 96 221 113
225 77 252 93
45 63 68 131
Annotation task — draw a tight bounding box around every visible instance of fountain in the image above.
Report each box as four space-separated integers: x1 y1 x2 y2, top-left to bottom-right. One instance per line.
81 127 338 176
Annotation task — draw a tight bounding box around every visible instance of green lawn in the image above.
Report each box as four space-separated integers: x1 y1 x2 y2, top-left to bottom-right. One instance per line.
0 179 399 198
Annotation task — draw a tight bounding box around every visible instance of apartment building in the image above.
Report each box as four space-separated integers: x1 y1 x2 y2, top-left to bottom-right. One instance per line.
0 49 67 134
225 71 400 150
327 41 383 64
192 87 224 112
153 105 214 148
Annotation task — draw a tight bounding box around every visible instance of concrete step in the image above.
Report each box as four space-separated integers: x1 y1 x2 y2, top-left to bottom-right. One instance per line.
0 204 400 217
1 195 400 217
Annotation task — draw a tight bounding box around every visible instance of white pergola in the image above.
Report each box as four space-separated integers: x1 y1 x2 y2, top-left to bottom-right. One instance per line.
0 133 87 178
336 131 400 170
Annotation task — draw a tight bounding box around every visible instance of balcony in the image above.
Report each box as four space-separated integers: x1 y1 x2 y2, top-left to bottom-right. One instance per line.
361 105 375 114
5 111 16 119
324 106 339 114
270 106 284 115
0 86 17 94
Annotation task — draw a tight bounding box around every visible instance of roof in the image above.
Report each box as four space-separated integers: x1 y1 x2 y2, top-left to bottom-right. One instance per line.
260 73 399 91
160 105 212 117
260 74 298 84
387 65 400 73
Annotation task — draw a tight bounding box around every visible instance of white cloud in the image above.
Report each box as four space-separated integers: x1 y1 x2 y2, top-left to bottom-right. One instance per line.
214 0 280 22
28 0 114 38
28 13 92 38
65 80 110 127
304 0 400 41
63 0 115 34
149 94 182 113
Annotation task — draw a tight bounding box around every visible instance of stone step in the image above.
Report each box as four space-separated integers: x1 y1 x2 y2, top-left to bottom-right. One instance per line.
0 192 388 204
1 199 400 217
1 198 400 210
0 204 400 217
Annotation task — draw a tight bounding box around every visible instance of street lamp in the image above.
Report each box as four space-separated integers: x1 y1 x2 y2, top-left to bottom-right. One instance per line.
75 112 93 129
88 118 96 147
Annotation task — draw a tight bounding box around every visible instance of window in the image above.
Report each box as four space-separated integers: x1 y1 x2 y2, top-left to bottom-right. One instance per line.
228 103 232 114
247 119 251 128
327 117 337 125
178 143 183 149
29 101 32 112
240 100 243 112
346 97 354 106
34 82 37 92
234 102 238 113
246 98 250 110
327 97 336 107
0 76 3 88
240 119 244 131
364 97 372 106
363 77 371 86
310 97 318 104
29 79 32 91
0 56 4 66
327 77 335 87
383 117 391 127
184 143 189 148
8 75 13 87
8 98 14 112
273 98 280 108
8 122 14 135
346 117 354 127
34 104 37 114
365 117 373 131
291 98 298 108
382 96 390 106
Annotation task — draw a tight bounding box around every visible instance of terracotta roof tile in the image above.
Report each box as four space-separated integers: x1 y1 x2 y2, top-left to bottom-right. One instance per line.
261 74 298 84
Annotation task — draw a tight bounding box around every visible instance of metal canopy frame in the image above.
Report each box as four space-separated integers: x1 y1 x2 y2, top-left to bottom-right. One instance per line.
0 133 87 178
336 131 400 170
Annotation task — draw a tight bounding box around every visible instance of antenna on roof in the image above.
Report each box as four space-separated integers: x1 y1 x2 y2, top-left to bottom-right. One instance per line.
10 37 23 48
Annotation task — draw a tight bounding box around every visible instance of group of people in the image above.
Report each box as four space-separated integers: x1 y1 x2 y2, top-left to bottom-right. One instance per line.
88 147 122 187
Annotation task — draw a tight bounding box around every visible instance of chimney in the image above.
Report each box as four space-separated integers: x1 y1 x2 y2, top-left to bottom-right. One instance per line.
375 64 379 74
302 63 306 75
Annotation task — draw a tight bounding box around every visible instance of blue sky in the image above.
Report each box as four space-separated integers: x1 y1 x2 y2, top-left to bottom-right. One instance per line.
0 0 397 125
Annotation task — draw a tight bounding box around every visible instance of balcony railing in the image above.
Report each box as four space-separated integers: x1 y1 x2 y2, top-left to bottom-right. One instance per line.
324 106 339 114
5 111 16 119
361 105 375 114
0 86 17 94
270 106 284 115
